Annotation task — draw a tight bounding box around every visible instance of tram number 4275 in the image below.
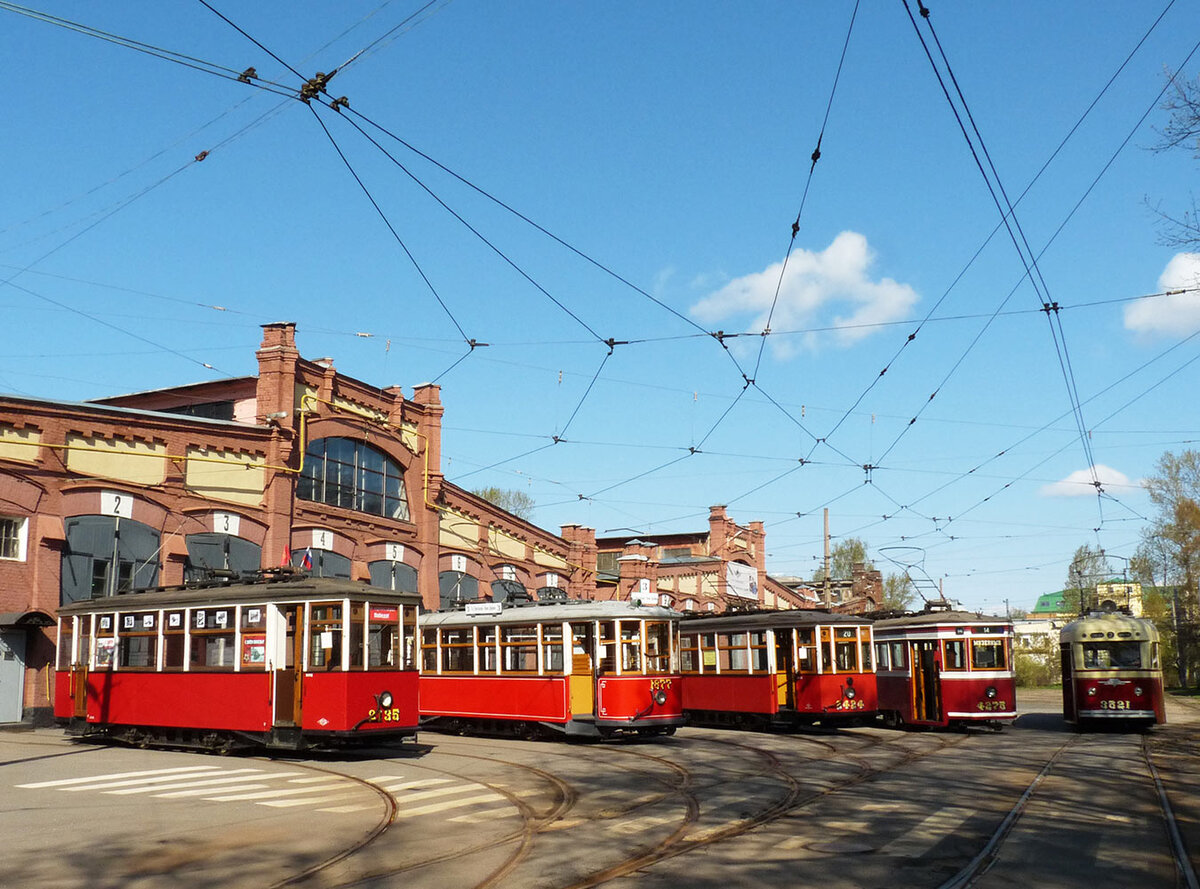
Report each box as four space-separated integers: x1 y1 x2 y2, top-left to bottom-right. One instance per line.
368 707 403 722
976 700 1008 712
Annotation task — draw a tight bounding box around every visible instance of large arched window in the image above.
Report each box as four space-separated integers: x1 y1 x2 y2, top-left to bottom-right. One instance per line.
297 437 410 521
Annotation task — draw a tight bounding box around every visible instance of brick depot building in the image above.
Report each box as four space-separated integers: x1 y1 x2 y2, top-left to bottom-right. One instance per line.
0 323 807 724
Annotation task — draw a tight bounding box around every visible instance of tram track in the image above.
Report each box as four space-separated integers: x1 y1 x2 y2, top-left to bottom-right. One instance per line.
934 730 1197 889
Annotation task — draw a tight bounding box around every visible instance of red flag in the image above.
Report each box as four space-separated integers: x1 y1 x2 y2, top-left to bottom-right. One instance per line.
281 544 291 567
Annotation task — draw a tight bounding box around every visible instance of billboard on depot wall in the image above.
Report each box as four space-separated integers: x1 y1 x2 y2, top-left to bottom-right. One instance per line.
726 561 758 600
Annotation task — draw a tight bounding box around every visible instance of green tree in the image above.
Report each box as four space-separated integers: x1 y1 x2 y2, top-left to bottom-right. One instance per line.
879 572 915 612
471 487 536 521
1138 449 1200 687
811 537 872 582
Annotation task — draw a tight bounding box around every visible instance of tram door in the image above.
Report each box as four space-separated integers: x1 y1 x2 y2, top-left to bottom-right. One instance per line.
1060 643 1076 719
568 622 595 716
775 629 795 709
273 606 303 726
911 641 942 722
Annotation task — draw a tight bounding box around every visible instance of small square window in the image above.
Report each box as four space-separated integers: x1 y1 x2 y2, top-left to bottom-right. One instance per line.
0 516 27 561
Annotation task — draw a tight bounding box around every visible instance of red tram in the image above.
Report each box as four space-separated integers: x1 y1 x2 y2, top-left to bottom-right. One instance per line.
1060 611 1165 727
53 573 421 751
873 609 1016 729
419 600 684 739
679 610 876 728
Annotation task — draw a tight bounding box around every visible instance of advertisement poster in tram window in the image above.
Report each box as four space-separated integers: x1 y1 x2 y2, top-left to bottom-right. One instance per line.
95 637 116 667
242 634 266 667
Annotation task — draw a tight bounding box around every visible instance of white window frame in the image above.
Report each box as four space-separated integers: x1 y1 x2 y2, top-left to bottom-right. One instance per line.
0 515 28 561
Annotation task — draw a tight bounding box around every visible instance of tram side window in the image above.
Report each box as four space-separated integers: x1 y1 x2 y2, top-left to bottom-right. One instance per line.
680 634 700 673
441 627 475 672
542 623 565 673
889 641 907 670
874 642 889 671
748 631 770 673
420 628 438 672
58 620 74 670
971 639 1006 670
163 611 185 668
645 622 672 674
480 626 499 672
598 622 618 673
943 640 966 670
1082 642 1141 669
834 628 858 672
348 605 365 669
860 637 872 671
191 608 236 669
620 621 643 674
717 632 748 672
368 610 401 668
796 628 816 674
502 625 538 673
95 614 116 668
309 603 343 670
403 607 418 670
118 611 158 669
1151 642 1160 670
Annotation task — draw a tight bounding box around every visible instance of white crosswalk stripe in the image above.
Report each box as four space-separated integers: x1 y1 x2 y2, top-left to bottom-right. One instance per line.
17 767 218 789
15 768 515 822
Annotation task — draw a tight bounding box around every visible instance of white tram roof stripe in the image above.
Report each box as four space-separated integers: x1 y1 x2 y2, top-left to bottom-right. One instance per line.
394 793 510 819
18 766 220 788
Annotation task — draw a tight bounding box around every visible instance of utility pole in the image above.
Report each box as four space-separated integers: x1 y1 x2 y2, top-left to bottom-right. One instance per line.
823 508 831 609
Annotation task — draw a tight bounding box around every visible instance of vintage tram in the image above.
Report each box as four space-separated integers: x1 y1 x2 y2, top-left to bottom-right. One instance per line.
678 610 876 728
419 599 684 738
1060 611 1165 727
53 572 421 751
873 608 1016 729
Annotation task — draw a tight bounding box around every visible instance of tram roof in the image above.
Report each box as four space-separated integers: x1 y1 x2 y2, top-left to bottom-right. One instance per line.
872 609 1010 631
57 574 420 615
420 599 679 627
678 609 870 633
1059 611 1158 643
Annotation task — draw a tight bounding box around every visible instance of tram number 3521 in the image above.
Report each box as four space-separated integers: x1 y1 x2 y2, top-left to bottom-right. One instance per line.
1099 700 1131 711
976 700 1008 712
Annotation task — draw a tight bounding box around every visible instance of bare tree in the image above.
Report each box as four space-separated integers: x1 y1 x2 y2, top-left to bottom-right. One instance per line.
1150 70 1200 247
471 487 536 521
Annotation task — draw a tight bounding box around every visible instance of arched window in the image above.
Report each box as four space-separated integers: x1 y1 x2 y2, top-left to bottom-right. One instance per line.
297 438 410 521
439 571 478 608
62 516 160 605
185 533 262 581
369 560 418 592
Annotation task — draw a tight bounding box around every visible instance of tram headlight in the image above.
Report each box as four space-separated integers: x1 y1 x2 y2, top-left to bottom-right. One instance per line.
654 690 668 706
1134 686 1144 697
985 686 997 699
844 687 856 700
1087 686 1097 696
378 690 394 709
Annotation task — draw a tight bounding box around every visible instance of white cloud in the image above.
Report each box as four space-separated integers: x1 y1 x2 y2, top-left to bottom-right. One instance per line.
1039 464 1141 498
1124 253 1200 337
689 231 918 358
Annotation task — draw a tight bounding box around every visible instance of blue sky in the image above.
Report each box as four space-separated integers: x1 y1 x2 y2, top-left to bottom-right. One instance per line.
4 1 1200 613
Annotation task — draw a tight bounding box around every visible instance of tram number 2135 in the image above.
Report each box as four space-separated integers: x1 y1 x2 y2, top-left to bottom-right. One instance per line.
369 707 403 722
